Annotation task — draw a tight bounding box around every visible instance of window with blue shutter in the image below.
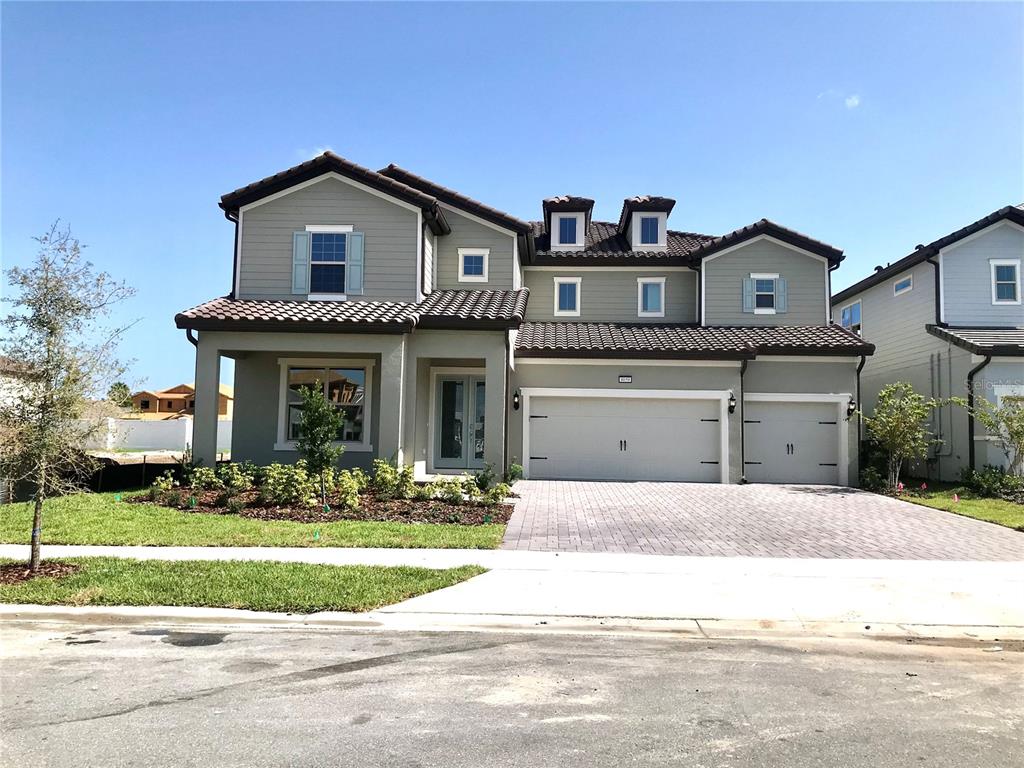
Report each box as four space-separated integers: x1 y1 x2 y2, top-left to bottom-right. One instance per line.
292 232 310 294
309 233 346 294
346 232 364 294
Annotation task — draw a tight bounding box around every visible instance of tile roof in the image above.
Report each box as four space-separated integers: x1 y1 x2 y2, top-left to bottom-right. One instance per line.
617 195 677 230
175 290 530 333
532 220 714 264
689 218 844 265
378 164 532 234
515 322 874 359
833 204 1024 304
926 325 1024 356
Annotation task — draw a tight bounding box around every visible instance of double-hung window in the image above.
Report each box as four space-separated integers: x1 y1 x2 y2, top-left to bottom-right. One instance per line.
553 277 581 317
637 277 665 317
991 259 1021 304
640 216 659 245
744 273 786 315
840 301 862 335
310 233 346 294
458 248 489 283
754 277 776 311
278 361 373 451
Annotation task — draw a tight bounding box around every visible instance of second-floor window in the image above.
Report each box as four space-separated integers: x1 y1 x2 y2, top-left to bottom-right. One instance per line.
640 216 659 245
840 301 862 335
743 273 787 315
991 259 1021 304
458 248 489 283
558 216 577 246
893 275 913 296
554 277 581 317
755 277 776 311
637 277 665 318
310 233 346 294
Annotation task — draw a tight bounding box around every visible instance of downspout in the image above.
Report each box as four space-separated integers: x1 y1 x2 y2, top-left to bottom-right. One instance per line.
186 328 198 347
925 256 943 326
688 263 702 323
855 354 866 444
225 210 240 299
738 359 748 483
966 354 992 472
503 329 512 477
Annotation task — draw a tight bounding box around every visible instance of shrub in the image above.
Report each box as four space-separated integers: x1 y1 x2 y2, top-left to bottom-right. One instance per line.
504 463 524 483
371 459 416 500
348 468 371 492
164 489 184 508
859 466 886 493
187 466 222 491
414 481 438 501
961 465 1024 502
334 470 362 511
259 462 317 507
473 463 497 491
461 474 482 504
434 477 465 505
482 482 511 507
226 496 246 515
217 463 254 494
149 470 177 501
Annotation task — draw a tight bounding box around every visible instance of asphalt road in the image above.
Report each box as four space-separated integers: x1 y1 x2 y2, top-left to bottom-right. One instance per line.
1 621 1021 767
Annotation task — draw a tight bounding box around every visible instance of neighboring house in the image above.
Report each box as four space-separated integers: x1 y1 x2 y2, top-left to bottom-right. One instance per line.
0 355 26 503
175 152 873 485
832 206 1024 480
130 383 233 420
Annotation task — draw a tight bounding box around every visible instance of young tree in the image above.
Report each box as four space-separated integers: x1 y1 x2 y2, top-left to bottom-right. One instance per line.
971 396 1024 476
295 384 345 505
107 381 132 409
0 223 134 573
861 382 949 491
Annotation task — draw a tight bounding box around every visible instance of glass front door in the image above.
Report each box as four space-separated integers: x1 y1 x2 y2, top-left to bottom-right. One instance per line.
435 375 485 470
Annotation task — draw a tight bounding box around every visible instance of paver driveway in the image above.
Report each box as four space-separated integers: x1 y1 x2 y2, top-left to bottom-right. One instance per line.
502 481 1024 560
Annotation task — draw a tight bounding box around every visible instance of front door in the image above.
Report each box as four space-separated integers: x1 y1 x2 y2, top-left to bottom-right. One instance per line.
435 375 486 470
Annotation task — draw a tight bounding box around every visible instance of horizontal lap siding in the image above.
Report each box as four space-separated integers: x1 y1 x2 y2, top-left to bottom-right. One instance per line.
941 223 1024 327
434 209 517 290
704 239 827 326
523 270 697 323
239 176 418 301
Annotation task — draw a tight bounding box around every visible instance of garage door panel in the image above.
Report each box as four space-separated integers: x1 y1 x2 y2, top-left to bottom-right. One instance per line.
529 395 722 482
744 400 839 485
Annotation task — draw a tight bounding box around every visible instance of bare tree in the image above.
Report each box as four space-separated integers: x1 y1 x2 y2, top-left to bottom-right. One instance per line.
0 223 135 573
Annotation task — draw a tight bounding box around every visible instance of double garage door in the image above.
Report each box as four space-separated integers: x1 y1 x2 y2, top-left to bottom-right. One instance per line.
528 396 723 482
526 393 844 485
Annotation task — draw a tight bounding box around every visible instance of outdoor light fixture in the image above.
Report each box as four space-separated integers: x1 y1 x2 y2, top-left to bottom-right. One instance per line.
847 398 857 416
728 393 737 414
513 390 521 411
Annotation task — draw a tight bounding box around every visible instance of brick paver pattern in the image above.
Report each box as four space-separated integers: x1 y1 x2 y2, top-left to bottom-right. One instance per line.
502 481 1024 560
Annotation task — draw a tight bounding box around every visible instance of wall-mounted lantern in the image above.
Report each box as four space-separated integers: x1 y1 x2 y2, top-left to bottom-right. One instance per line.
847 398 857 417
728 393 737 414
513 390 521 411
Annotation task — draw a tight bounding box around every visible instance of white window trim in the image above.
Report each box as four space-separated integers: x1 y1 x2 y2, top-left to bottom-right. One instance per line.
990 258 1021 305
458 247 489 283
638 215 661 246
893 274 913 296
637 277 666 318
751 272 778 315
629 211 668 251
840 299 862 334
553 276 582 317
274 357 375 453
552 213 585 250
306 226 351 299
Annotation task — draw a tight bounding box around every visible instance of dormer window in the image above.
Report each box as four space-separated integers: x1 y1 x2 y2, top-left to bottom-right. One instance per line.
558 217 577 246
552 213 585 249
640 216 659 245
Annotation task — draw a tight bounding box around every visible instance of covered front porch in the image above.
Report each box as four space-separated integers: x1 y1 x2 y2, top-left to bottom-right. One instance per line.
189 328 510 476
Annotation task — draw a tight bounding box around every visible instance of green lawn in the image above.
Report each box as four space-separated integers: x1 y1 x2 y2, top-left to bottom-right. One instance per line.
0 557 484 613
0 492 506 549
903 483 1024 531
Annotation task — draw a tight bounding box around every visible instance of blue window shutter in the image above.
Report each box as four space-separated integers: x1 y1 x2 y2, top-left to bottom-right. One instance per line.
776 278 788 313
742 278 754 313
292 232 310 294
346 232 364 294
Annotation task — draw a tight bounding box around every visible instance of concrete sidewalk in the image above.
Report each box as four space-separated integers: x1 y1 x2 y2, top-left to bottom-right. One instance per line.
2 544 1022 634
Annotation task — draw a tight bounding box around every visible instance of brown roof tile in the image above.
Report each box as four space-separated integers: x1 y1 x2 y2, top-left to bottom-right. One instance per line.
175 290 530 333
532 220 714 264
515 322 873 359
926 325 1024 356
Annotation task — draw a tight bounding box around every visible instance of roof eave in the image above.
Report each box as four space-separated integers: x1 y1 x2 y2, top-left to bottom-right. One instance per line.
173 316 414 335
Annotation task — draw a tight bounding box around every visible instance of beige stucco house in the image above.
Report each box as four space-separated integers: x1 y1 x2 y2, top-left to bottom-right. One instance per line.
176 152 873 484
130 383 233 420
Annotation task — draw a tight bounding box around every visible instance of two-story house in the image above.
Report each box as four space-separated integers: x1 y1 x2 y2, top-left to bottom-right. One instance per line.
176 152 873 484
832 206 1024 480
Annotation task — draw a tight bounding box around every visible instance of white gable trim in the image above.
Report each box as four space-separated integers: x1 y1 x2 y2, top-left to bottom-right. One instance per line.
937 218 1024 256
438 202 518 237
238 172 423 215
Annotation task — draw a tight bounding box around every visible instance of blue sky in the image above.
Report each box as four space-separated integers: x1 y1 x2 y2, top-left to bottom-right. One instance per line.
3 1 1022 390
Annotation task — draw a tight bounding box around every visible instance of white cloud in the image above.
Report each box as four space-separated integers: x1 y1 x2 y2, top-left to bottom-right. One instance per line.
295 145 334 160
844 94 861 110
817 90 862 110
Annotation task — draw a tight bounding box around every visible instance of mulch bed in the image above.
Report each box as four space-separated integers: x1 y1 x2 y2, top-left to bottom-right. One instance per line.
0 561 81 585
127 488 514 526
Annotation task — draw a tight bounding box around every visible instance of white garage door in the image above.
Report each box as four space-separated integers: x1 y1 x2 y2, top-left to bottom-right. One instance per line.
528 395 722 482
743 400 840 485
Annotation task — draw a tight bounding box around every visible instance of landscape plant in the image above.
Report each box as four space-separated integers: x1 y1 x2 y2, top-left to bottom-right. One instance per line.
970 395 1024 477
294 384 345 506
0 223 134 573
861 382 952 491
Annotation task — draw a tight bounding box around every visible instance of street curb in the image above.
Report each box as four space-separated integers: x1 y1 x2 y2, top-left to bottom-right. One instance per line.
2 604 1021 643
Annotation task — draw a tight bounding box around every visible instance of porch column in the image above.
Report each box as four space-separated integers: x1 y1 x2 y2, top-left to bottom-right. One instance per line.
192 334 221 467
484 343 507 471
378 337 406 464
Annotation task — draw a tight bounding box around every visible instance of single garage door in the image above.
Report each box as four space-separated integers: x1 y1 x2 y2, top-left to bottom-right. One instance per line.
743 400 840 485
528 395 722 482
